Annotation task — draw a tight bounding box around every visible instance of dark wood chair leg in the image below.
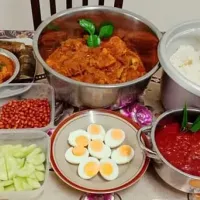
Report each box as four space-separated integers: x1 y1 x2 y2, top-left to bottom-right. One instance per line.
99 0 104 5
66 0 72 8
31 0 42 30
49 0 56 15
82 0 88 6
114 0 123 8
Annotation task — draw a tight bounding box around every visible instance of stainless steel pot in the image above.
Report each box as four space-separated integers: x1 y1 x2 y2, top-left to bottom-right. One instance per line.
159 20 200 110
33 6 161 109
137 108 200 193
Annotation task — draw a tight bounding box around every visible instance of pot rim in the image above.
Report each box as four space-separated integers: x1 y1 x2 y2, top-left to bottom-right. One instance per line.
151 108 200 179
33 6 162 89
158 19 200 97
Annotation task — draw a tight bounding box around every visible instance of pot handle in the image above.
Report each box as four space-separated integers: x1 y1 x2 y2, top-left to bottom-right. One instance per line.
137 126 160 160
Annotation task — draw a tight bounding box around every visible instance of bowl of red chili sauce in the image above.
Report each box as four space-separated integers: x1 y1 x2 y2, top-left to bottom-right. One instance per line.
137 108 200 193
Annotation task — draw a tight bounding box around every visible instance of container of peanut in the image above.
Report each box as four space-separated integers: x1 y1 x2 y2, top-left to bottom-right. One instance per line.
0 83 55 131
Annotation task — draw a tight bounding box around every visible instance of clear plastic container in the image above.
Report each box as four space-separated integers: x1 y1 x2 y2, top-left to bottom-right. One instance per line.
0 129 50 200
0 83 55 131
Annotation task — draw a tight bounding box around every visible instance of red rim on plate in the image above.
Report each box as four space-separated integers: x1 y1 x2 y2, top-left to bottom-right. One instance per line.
50 109 150 193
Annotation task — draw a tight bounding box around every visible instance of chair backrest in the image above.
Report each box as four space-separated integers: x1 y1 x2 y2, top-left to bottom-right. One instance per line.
31 0 124 30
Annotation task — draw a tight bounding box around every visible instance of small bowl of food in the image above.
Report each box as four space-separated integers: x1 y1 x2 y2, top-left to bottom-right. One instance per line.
159 20 200 110
50 109 150 193
137 107 200 193
0 129 49 200
0 48 20 87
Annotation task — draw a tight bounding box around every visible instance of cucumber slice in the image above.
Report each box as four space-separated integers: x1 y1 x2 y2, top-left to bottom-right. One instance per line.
5 156 18 179
29 173 37 179
27 153 45 166
0 157 8 181
13 177 24 191
4 184 15 191
22 181 33 191
24 144 37 156
13 149 26 158
0 186 4 191
35 164 45 172
35 171 45 182
0 180 13 187
17 163 35 178
16 158 25 168
26 148 42 161
27 178 41 189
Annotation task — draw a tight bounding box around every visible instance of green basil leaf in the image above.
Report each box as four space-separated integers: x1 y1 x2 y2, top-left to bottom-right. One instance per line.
0 63 5 71
79 19 95 35
99 24 114 38
87 35 101 47
181 104 188 130
190 116 200 132
46 23 60 31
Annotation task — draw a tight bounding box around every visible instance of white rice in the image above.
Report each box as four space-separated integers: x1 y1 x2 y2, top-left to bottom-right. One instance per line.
170 45 200 86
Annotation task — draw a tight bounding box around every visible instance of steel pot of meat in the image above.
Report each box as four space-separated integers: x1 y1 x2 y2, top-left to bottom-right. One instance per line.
137 108 200 193
33 6 161 108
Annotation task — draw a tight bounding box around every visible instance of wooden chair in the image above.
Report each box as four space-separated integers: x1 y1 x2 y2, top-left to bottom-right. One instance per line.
31 0 124 30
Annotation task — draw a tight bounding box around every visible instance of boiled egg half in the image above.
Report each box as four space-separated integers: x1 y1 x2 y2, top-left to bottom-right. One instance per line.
88 139 111 159
78 157 99 179
99 158 119 181
65 146 89 164
68 129 90 147
87 124 105 141
111 145 134 164
104 128 125 148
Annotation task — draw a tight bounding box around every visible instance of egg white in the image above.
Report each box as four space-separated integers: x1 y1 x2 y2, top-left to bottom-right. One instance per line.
104 128 125 148
68 129 90 147
88 142 111 159
87 124 106 141
111 145 134 164
78 157 100 179
65 147 89 164
99 158 119 181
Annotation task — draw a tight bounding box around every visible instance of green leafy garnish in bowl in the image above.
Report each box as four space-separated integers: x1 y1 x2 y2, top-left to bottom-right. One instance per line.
79 19 114 47
181 104 200 133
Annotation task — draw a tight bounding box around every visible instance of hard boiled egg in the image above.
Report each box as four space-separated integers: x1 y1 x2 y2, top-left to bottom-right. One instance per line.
104 128 125 148
87 124 105 141
88 140 111 159
78 157 99 179
99 158 119 181
111 145 134 164
68 129 90 147
65 146 89 164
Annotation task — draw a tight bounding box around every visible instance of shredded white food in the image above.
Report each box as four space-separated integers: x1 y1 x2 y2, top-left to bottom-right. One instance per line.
170 45 200 86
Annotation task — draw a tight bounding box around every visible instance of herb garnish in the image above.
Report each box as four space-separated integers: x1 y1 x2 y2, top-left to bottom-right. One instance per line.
79 19 114 47
181 104 200 132
46 23 60 31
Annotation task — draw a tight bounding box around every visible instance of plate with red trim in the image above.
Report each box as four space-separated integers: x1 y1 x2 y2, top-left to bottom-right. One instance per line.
50 109 150 193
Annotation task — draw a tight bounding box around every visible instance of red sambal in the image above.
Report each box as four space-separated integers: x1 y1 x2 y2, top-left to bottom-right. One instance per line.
155 122 200 176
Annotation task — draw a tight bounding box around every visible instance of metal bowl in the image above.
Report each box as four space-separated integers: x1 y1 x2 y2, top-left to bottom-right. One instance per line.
33 6 161 109
0 48 20 87
137 108 200 193
159 20 200 110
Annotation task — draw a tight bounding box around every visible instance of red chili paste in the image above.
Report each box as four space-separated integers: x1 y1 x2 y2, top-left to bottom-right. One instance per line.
155 122 200 176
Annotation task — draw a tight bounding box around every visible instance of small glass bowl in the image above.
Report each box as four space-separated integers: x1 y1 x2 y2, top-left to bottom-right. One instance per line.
79 193 122 200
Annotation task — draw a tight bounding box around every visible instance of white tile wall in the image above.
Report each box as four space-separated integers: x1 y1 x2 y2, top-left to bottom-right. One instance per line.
0 0 200 31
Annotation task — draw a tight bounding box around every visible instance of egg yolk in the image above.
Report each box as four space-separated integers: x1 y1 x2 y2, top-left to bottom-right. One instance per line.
75 135 89 147
89 124 101 135
100 162 113 176
84 162 99 177
72 146 86 156
111 129 123 140
119 145 132 156
90 140 103 152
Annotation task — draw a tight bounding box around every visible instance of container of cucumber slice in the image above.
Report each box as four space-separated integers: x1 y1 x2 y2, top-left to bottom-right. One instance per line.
0 130 49 200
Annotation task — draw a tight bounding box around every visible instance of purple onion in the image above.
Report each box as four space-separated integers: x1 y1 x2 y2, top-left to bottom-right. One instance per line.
47 128 55 136
120 103 153 126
